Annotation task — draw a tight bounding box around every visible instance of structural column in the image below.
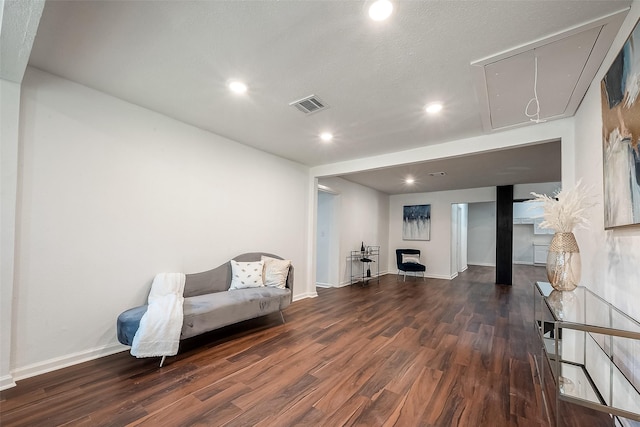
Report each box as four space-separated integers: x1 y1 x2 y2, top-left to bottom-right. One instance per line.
496 185 513 285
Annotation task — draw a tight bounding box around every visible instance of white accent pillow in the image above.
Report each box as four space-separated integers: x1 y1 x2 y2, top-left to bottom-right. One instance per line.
261 256 291 289
402 254 421 264
229 260 265 290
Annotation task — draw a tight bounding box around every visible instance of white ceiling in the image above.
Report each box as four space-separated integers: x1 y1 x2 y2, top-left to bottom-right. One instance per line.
340 140 561 195
0 0 44 83
24 0 631 192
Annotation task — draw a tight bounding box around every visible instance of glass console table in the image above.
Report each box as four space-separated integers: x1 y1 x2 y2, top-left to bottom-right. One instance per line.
534 282 640 426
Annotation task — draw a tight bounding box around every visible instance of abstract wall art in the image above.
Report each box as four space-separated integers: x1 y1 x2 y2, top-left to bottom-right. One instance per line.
403 204 431 240
601 19 640 229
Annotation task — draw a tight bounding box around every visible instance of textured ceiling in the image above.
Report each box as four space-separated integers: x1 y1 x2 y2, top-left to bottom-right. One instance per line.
340 140 562 195
0 0 44 83
30 0 630 165
27 0 631 173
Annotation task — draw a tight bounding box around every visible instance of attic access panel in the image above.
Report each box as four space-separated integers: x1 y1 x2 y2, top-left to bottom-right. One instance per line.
471 9 629 132
485 26 600 129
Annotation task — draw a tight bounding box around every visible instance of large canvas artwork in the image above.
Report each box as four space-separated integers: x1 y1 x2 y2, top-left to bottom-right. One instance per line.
403 204 430 240
601 19 640 229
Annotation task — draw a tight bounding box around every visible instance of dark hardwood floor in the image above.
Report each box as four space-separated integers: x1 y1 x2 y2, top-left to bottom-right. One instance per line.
1 265 614 426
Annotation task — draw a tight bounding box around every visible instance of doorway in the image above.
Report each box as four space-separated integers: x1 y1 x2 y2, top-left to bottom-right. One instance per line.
466 201 496 267
316 189 340 287
450 203 468 278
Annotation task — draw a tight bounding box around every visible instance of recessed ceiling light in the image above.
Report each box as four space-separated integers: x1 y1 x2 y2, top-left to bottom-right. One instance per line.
369 0 393 21
425 102 443 114
405 177 415 184
228 81 248 94
320 132 333 142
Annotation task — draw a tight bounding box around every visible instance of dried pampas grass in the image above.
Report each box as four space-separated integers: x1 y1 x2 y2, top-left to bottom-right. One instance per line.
530 179 596 232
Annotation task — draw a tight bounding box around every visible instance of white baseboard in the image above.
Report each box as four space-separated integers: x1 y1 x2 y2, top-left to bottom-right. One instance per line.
293 291 317 301
393 272 454 281
513 261 534 265
423 273 456 280
11 343 127 383
315 282 333 288
459 265 468 273
6 290 319 385
0 374 16 391
467 262 496 267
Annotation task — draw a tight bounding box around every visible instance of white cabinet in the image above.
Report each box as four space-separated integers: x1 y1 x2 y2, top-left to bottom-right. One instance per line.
533 244 549 264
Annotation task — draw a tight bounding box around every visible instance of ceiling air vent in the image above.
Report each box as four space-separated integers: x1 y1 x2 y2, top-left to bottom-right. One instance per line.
289 95 328 115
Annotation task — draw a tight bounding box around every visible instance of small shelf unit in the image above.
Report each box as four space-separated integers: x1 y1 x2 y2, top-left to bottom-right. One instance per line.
348 246 380 286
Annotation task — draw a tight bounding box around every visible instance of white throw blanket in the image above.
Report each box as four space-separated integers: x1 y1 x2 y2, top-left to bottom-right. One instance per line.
131 272 186 358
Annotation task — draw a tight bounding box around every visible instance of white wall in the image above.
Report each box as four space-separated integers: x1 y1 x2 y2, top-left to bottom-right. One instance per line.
11 68 310 380
318 177 389 285
1 78 20 390
467 202 497 267
572 3 640 409
574 0 640 326
389 187 495 279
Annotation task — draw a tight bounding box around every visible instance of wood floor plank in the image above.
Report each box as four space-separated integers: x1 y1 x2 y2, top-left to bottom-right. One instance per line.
383 346 436 396
390 366 443 425
319 393 370 427
0 265 617 427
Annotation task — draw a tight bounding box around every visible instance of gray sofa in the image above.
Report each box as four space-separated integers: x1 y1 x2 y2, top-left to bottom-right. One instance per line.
117 252 293 353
